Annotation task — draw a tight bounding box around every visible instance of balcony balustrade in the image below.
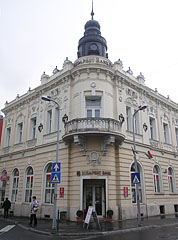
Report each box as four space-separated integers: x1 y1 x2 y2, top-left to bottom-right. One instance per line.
63 117 125 142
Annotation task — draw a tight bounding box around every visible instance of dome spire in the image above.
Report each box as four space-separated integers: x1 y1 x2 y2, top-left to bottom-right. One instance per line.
91 0 94 20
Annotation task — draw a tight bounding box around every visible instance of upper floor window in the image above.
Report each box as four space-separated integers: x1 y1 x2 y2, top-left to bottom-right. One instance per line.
126 106 132 131
44 163 54 204
163 123 170 144
175 128 178 146
30 117 36 139
153 165 162 193
134 109 139 134
47 110 52 133
150 117 156 140
130 162 144 204
24 166 33 202
6 127 11 147
168 167 176 193
11 168 19 202
17 122 23 143
86 98 101 118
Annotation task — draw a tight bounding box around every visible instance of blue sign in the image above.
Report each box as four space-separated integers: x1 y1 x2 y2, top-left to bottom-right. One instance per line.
51 172 61 184
131 172 140 184
52 162 61 172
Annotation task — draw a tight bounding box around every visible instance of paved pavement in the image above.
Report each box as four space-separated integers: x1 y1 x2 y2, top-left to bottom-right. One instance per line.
1 214 178 236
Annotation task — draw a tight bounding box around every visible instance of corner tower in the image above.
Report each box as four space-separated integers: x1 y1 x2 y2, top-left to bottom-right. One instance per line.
77 1 108 58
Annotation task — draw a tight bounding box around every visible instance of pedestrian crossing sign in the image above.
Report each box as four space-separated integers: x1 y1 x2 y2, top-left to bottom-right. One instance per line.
51 172 61 184
131 172 140 184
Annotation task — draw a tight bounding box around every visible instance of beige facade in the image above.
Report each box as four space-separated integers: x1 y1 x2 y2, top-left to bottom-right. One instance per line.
1 15 178 221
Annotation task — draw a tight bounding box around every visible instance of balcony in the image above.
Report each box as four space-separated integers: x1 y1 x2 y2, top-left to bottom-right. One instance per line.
63 117 125 142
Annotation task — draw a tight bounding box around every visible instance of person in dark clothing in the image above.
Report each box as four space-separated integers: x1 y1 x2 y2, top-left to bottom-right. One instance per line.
2 198 11 218
29 196 39 227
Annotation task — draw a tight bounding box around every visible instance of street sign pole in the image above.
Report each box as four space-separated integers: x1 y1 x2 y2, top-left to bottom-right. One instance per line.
133 110 141 226
52 103 60 230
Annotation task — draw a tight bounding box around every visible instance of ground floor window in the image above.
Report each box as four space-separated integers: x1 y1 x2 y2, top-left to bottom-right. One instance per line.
11 168 19 202
44 163 54 204
130 162 144 204
25 166 33 202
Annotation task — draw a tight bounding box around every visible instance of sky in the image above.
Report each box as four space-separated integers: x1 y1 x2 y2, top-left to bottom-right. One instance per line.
1 0 178 113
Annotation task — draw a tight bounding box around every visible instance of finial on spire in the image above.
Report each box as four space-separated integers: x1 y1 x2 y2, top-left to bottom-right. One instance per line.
91 0 94 19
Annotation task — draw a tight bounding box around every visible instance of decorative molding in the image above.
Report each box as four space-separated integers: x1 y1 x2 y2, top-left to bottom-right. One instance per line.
74 135 86 156
102 135 115 156
87 151 100 167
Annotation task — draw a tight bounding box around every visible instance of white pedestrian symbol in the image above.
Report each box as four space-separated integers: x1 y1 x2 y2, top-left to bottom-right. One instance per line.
52 174 59 182
133 175 140 184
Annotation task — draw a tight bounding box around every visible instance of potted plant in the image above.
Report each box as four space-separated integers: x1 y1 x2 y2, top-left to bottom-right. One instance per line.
106 209 114 222
76 210 84 222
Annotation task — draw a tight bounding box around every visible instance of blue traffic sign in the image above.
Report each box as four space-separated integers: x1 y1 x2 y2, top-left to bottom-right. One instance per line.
51 172 61 184
52 162 61 172
131 172 140 184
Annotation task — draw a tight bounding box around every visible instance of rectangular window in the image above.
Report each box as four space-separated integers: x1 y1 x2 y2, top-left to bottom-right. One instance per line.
134 109 139 134
17 122 23 143
163 123 169 143
31 117 36 139
86 97 101 118
47 110 52 133
126 106 131 131
150 117 156 140
6 127 11 146
175 128 178 146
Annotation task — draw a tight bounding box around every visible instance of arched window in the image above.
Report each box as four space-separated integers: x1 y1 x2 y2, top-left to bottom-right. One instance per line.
168 167 176 193
44 163 54 204
11 168 19 202
0 170 7 205
130 162 144 204
153 165 162 193
25 166 33 202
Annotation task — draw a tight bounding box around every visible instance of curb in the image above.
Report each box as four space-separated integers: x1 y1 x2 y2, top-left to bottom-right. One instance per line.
17 222 178 237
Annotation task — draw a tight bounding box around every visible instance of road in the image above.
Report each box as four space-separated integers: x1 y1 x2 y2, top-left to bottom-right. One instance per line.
1 219 178 240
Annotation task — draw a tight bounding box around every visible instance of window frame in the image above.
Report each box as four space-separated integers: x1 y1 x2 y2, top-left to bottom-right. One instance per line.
17 122 23 143
43 163 55 204
168 167 176 193
6 127 11 147
47 109 52 134
130 162 144 204
163 122 170 144
30 117 37 139
126 106 132 131
11 168 19 202
24 166 34 203
175 127 178 146
85 97 101 118
153 165 162 193
149 117 156 140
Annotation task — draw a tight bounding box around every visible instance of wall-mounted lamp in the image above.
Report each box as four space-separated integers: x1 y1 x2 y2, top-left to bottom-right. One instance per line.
62 114 68 125
143 123 148 132
38 123 43 132
119 113 125 124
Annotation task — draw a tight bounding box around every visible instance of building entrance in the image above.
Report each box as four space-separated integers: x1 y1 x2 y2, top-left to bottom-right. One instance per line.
83 179 105 217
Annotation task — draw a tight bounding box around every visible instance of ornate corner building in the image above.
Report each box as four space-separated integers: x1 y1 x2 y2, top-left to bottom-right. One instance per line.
1 7 178 221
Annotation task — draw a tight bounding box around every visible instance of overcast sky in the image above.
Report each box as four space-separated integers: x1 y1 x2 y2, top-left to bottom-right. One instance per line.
1 0 178 113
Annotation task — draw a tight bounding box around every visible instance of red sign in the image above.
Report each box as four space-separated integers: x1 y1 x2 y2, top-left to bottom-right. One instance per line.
60 187 64 198
124 187 128 197
1 174 9 182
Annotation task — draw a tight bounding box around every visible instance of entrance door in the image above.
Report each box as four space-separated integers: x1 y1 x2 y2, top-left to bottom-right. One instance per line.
83 180 105 217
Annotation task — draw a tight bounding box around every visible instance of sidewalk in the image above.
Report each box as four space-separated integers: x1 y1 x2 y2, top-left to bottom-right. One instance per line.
1 214 178 236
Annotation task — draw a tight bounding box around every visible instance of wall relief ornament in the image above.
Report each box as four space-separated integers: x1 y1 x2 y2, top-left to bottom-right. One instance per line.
88 151 100 167
90 82 96 88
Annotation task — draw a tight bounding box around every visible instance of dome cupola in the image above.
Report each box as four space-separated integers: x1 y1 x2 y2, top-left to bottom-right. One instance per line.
77 1 108 58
